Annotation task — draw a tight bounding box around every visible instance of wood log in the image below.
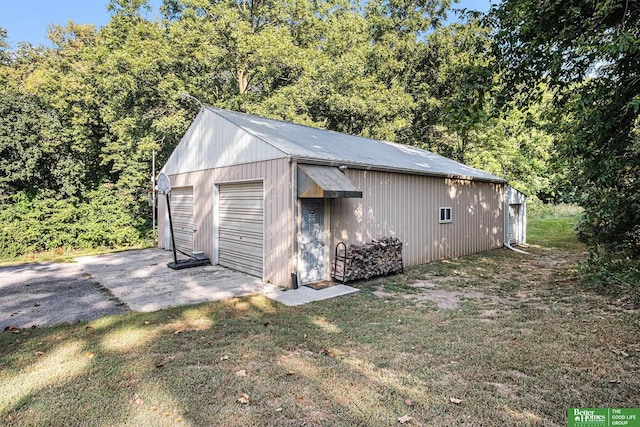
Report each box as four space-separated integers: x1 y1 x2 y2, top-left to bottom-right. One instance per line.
332 236 403 282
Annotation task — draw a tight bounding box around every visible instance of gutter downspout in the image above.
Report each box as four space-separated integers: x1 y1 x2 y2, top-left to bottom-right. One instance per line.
505 241 530 255
291 159 299 288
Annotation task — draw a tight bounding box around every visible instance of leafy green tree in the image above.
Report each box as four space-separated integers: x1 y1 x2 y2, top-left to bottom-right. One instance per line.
490 0 640 283
0 91 64 197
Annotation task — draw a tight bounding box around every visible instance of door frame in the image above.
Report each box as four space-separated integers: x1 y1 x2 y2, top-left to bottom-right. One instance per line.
297 198 331 284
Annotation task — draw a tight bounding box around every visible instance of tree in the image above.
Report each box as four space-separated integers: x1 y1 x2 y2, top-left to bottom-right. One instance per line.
490 0 640 283
0 91 64 197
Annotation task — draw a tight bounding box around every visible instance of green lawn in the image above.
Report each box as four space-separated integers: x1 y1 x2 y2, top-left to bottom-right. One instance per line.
527 216 584 250
1 217 638 426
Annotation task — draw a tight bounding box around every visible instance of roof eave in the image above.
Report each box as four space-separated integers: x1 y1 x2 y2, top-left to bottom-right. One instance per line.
290 156 507 184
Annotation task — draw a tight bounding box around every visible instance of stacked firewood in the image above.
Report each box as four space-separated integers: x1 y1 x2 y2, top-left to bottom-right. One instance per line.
333 237 403 283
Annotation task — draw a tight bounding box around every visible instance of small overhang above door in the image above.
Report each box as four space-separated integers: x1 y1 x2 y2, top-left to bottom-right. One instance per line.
297 164 362 198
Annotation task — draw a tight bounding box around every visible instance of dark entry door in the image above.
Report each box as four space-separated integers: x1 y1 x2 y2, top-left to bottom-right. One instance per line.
300 199 325 283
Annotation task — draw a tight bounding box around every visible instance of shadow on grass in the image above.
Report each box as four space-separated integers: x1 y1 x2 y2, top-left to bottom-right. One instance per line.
2 217 637 426
2 282 638 426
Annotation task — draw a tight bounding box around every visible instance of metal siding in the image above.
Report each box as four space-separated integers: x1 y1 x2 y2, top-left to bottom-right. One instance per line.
157 195 166 249
158 158 292 287
218 182 264 277
330 170 504 269
169 186 194 254
162 109 287 175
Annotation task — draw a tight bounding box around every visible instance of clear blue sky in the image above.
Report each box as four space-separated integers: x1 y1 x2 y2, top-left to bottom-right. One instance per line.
1 0 494 48
0 0 163 47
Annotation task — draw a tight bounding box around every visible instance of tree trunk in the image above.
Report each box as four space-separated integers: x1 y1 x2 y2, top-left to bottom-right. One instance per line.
237 68 248 95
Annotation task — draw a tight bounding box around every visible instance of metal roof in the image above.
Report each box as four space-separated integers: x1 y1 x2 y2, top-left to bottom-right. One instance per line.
208 107 506 183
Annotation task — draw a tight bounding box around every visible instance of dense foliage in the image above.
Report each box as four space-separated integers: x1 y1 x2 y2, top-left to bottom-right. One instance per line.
3 0 628 286
490 0 640 285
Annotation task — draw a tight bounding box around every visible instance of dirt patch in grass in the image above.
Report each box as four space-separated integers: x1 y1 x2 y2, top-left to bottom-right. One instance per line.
374 280 511 309
1 218 638 426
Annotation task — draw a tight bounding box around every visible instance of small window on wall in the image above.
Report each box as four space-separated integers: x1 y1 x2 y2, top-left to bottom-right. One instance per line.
439 207 452 223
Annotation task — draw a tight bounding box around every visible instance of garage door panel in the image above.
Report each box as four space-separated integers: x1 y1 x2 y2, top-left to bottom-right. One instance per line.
218 181 264 278
219 234 263 249
170 186 194 255
220 220 263 233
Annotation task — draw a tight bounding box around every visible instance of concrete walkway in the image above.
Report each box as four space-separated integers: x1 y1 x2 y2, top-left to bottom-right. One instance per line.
1 249 359 329
267 284 360 306
76 249 359 309
75 250 279 312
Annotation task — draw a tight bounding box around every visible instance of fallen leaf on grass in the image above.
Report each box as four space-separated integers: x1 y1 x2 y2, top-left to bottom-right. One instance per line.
405 399 413 406
449 397 462 404
238 394 250 404
235 369 248 377
397 414 412 424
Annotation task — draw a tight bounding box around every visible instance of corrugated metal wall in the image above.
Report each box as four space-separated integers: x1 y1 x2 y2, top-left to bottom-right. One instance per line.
330 170 505 268
158 158 292 286
157 161 505 287
161 108 286 175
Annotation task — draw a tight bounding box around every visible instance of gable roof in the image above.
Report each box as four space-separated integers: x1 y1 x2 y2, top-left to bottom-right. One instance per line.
164 106 506 183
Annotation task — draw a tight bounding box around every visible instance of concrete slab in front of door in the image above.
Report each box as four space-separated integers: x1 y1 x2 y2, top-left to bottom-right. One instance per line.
265 284 360 306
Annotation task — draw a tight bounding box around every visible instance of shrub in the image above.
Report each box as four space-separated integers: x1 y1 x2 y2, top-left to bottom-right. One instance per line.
0 187 150 258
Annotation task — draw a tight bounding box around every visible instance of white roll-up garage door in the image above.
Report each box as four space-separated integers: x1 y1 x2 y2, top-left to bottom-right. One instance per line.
218 181 264 277
170 186 194 255
508 204 520 245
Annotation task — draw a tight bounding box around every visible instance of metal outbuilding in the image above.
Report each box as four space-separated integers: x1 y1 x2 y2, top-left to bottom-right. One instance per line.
158 106 525 288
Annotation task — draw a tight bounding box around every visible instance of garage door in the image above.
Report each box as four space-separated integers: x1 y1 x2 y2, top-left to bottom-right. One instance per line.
218 182 264 277
170 186 194 255
508 204 520 244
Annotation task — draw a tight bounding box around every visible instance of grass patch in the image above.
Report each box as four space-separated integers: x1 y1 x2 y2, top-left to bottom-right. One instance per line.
2 218 638 426
527 217 584 251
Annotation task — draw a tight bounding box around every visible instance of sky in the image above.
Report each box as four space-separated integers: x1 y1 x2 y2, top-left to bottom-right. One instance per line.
1 0 494 48
0 0 163 47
